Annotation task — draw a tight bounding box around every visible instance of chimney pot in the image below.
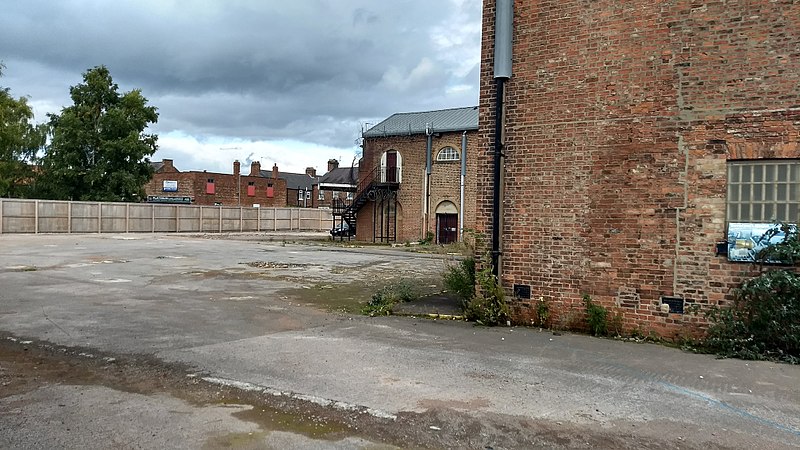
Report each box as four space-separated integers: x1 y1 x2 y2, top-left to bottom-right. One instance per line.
272 163 279 180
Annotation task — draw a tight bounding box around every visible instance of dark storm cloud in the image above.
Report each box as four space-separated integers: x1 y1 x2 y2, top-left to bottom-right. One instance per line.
0 0 481 147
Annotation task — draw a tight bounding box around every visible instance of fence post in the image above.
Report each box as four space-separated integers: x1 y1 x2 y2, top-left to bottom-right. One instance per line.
152 204 155 233
34 200 39 234
219 206 222 233
199 206 203 232
239 206 243 232
68 202 72 233
257 207 261 232
126 203 130 233
273 208 277 231
0 199 3 234
98 202 102 233
175 204 180 233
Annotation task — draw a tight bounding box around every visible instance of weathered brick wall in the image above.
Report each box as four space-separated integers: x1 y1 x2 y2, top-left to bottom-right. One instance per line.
146 172 288 207
478 0 800 337
357 131 478 242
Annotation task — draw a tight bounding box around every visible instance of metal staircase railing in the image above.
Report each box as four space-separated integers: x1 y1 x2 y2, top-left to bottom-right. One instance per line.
330 164 400 236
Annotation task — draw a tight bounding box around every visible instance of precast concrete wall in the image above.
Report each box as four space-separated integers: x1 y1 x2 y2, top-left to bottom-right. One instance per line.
0 199 333 234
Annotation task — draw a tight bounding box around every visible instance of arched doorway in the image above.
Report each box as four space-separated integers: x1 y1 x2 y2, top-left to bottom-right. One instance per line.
435 201 458 244
380 150 403 183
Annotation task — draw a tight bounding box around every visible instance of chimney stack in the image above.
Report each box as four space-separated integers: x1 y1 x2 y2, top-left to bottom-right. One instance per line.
162 159 175 172
305 167 316 178
250 161 261 177
272 163 279 180
327 159 339 172
233 160 240 177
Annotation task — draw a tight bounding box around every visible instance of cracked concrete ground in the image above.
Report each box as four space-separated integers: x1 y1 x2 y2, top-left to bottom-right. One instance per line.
0 233 799 449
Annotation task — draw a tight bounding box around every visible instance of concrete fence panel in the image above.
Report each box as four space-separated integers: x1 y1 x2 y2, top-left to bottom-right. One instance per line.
0 199 332 235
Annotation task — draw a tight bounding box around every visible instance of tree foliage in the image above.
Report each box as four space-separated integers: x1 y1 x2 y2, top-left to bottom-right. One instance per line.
705 223 800 363
0 63 46 197
40 66 158 201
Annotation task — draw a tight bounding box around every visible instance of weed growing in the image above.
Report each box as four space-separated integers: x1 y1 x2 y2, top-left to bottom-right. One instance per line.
361 280 419 317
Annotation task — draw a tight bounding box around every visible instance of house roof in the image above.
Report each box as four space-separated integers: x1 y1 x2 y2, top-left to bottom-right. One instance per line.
150 161 165 172
363 106 478 138
318 167 358 186
260 170 316 190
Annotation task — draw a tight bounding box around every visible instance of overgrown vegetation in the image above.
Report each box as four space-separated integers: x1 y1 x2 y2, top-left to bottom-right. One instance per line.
535 297 550 328
419 231 435 245
583 294 608 337
703 223 800 363
361 280 419 317
463 254 509 326
443 257 476 304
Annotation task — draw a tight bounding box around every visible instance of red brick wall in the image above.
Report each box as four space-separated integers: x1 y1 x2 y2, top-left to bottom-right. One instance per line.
478 0 800 337
145 171 287 207
357 130 478 242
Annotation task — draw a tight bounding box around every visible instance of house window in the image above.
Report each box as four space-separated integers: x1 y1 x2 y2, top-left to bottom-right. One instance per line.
306 190 312 200
298 190 304 201
247 182 255 197
318 190 325 201
437 146 459 161
267 184 274 198
346 191 354 200
206 178 215 195
728 160 800 223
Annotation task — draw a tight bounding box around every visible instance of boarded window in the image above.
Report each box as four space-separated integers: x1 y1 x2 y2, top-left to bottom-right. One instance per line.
267 184 274 198
247 182 255 197
206 179 215 195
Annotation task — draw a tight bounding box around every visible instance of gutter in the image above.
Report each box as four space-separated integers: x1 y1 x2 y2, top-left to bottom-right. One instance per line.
425 123 433 238
491 0 513 277
460 131 467 241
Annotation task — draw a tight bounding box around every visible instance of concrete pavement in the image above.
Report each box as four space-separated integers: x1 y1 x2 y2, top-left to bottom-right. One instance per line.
1 233 798 448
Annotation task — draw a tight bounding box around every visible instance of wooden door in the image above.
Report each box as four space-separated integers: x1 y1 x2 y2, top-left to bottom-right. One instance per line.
386 151 398 183
437 213 458 244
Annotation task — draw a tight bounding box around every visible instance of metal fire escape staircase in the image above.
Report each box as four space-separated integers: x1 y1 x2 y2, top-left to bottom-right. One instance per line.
331 164 399 242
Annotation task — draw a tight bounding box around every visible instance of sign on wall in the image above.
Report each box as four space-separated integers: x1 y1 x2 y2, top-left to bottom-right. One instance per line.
162 180 178 192
727 223 794 262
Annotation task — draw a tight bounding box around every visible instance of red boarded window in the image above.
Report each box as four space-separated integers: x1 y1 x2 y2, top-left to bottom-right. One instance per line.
247 182 255 197
206 179 215 194
267 184 274 198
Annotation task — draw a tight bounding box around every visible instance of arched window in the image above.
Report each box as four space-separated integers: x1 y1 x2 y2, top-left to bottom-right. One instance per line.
380 150 403 183
436 146 459 161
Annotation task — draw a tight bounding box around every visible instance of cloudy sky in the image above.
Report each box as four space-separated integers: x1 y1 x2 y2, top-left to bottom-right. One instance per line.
0 0 482 175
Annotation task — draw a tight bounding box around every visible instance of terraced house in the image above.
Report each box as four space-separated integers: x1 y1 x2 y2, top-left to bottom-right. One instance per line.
478 0 800 337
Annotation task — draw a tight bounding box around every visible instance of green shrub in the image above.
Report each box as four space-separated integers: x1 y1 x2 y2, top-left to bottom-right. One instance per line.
583 294 608 336
362 280 418 316
464 255 509 326
443 257 476 303
706 269 800 362
535 297 550 328
704 222 800 363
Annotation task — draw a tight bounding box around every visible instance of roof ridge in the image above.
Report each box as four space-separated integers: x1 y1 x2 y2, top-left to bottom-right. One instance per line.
390 105 478 116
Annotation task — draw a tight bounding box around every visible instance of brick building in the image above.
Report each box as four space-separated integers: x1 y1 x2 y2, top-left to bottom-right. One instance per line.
252 162 319 208
478 0 800 337
318 159 358 207
347 107 479 243
145 159 288 207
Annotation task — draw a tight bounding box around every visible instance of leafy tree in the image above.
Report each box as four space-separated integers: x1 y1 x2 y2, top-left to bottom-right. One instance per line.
40 66 158 201
0 63 46 197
